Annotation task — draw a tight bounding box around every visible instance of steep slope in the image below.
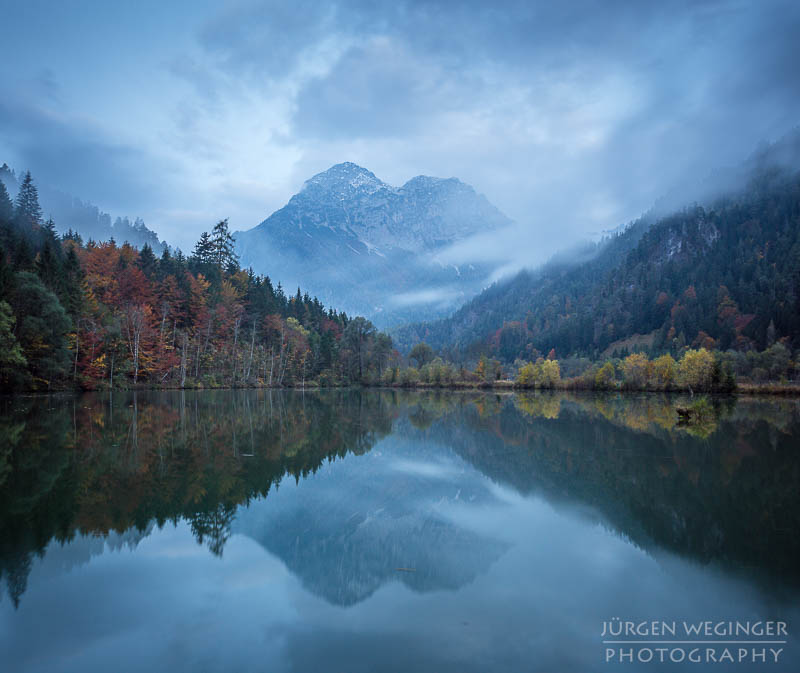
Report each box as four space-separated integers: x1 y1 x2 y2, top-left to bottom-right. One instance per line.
395 131 800 360
234 162 511 326
0 163 167 252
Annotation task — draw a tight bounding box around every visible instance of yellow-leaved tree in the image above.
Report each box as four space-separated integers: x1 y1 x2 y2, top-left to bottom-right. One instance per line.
621 352 650 389
678 348 715 390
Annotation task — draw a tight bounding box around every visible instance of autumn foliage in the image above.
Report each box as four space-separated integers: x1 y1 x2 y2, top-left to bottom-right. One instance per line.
0 181 392 390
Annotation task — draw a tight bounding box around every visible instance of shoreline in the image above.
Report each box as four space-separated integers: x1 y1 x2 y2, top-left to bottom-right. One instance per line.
4 382 800 397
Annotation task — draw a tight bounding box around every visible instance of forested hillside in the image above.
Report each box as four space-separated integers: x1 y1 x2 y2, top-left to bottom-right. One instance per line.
395 133 800 364
0 164 167 253
0 172 395 391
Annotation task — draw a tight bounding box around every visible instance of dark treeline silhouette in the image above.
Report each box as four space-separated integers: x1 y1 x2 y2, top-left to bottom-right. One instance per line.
0 171 397 390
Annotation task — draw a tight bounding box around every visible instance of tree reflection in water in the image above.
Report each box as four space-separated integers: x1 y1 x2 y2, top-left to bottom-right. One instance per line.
1 389 798 607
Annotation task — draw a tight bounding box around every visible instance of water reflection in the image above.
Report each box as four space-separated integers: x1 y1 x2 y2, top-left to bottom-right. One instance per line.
1 390 799 671
0 390 394 606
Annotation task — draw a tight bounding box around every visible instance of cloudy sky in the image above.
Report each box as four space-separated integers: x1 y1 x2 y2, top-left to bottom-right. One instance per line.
1 0 798 261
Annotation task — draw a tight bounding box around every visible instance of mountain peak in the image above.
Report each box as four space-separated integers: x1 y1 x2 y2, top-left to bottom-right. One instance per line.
236 163 513 325
303 162 388 196
402 175 457 187
400 174 471 195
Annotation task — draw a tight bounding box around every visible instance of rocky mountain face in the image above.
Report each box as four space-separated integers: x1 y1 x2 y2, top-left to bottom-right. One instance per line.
233 428 506 606
234 162 511 326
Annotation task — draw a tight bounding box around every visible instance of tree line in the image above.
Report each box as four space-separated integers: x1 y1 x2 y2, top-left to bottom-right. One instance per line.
0 170 396 390
375 344 744 393
2 168 797 393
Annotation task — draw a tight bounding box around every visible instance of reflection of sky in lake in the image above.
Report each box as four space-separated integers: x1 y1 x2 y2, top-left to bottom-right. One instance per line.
3 422 798 673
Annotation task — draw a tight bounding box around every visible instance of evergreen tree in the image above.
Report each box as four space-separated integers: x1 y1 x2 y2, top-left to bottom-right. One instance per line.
61 245 85 318
62 228 83 246
11 272 71 387
137 243 157 278
0 179 13 224
293 287 303 320
192 232 214 265
158 247 174 279
14 171 42 226
0 300 27 387
43 217 57 238
210 219 238 272
11 235 33 272
35 237 61 292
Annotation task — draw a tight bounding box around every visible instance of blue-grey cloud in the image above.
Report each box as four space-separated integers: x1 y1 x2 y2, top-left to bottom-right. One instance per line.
0 79 166 215
293 38 480 139
0 0 798 264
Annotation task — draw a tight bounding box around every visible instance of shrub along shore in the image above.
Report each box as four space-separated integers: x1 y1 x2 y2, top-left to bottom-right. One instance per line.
364 346 799 395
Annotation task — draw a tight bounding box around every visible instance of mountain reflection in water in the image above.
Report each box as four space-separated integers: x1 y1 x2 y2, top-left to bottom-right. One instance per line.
1 390 798 672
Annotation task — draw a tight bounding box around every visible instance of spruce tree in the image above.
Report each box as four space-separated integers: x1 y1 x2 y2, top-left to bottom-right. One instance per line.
158 247 173 278
62 228 83 246
0 180 13 224
61 245 85 318
137 243 157 278
211 218 238 272
14 171 43 226
43 216 57 237
35 237 61 292
192 232 214 265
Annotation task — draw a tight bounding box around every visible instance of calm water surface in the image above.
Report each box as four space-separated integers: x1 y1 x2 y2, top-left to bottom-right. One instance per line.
1 390 799 672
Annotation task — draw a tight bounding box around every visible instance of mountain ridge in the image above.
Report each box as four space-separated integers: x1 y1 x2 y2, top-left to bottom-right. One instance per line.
392 129 800 360
234 162 511 326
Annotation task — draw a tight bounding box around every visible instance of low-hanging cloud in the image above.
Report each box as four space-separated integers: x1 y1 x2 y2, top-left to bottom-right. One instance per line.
391 286 466 309
0 85 164 214
0 0 798 264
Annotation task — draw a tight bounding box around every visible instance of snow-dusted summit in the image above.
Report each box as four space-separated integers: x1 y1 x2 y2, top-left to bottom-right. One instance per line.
234 163 511 325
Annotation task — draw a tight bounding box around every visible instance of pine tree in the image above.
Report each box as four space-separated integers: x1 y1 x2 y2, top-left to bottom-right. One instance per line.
14 171 43 226
35 237 61 292
0 179 13 223
137 243 158 278
293 287 303 319
211 219 238 272
62 228 83 246
192 232 214 265
43 217 57 237
158 247 174 279
61 245 85 318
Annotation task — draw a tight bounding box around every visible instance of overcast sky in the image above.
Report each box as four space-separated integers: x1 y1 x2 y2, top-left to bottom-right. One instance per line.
1 0 798 263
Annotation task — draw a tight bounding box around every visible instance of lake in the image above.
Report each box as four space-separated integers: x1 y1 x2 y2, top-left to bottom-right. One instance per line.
1 390 798 672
